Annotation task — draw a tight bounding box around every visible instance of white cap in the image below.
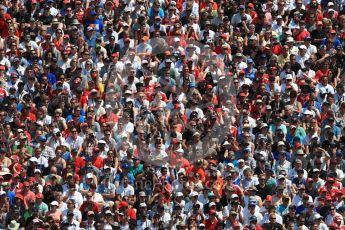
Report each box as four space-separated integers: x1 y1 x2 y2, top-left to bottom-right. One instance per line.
299 45 307 50
50 201 59 206
176 192 183 197
286 37 294 43
177 168 186 175
209 202 216 206
303 110 313 115
174 37 180 42
105 104 112 109
227 162 234 168
314 213 322 219
285 74 293 80
328 2 334 6
34 169 41 174
278 141 285 146
53 128 60 134
29 157 38 162
311 134 319 140
189 191 199 197
231 194 239 199
98 140 106 144
0 191 6 196
86 173 93 179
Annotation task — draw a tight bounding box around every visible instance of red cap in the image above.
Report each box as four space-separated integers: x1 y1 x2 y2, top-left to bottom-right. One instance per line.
119 201 128 209
307 178 313 183
326 196 332 201
319 187 327 192
330 29 336 34
63 34 70 38
36 193 44 199
327 177 335 182
23 181 30 187
239 92 246 97
248 3 254 8
0 65 5 71
207 84 213 89
266 195 272 202
111 52 119 57
239 70 245 75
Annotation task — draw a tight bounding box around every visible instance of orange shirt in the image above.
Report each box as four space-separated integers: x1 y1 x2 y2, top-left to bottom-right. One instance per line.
92 156 104 169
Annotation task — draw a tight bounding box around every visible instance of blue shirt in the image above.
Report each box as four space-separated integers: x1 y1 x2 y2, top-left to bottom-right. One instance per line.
244 67 257 81
296 204 307 215
115 172 135 185
85 19 104 33
84 34 97 48
321 38 341 48
147 7 164 19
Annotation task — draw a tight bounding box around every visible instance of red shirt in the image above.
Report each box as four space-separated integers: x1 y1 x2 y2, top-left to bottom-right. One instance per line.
92 156 104 169
20 190 36 207
205 217 219 230
98 113 118 124
79 201 100 213
187 166 206 182
295 30 310 42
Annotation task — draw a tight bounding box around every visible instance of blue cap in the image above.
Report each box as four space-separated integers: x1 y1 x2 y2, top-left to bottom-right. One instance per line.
336 150 343 157
90 11 97 16
39 135 47 142
188 82 196 88
122 163 130 169
208 191 215 197
247 58 254 63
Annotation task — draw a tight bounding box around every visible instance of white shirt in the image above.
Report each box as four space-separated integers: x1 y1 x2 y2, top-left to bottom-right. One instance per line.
292 193 313 206
62 191 84 208
115 184 134 196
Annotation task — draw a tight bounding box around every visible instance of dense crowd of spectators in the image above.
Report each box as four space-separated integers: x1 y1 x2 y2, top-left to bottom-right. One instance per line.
1 0 345 229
